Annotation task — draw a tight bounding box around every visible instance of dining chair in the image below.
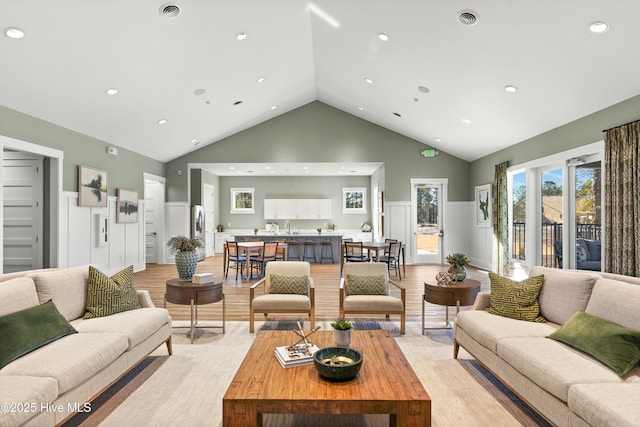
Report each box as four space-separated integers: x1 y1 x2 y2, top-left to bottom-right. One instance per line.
379 241 402 279
225 241 246 280
249 242 278 278
341 241 368 274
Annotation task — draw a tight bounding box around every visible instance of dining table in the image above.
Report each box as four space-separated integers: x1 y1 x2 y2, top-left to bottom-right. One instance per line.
340 241 405 278
223 241 287 280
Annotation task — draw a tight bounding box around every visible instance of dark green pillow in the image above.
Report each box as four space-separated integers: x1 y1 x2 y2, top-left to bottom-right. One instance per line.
269 274 309 295
346 274 386 296
548 311 640 377
486 272 546 322
0 300 77 369
84 265 141 319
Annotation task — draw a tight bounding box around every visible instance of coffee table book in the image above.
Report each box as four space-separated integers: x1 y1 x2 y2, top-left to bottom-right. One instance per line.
274 343 319 368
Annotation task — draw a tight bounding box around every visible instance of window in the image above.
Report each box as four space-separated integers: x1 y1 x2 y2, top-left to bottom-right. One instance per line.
230 188 254 214
342 187 367 214
511 171 526 261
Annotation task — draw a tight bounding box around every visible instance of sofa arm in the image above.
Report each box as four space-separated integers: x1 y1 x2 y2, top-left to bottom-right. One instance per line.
137 290 155 308
470 291 491 310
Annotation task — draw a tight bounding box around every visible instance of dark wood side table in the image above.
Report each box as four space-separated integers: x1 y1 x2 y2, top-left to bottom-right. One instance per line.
422 278 481 334
164 278 225 343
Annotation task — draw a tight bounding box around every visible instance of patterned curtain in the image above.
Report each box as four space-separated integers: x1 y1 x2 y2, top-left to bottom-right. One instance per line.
492 161 510 275
604 121 640 276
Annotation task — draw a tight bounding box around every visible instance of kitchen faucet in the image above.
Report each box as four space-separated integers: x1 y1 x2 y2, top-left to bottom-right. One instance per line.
286 221 291 234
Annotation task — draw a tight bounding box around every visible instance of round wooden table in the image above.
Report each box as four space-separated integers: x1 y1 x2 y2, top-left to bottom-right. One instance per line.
422 278 481 334
165 279 225 343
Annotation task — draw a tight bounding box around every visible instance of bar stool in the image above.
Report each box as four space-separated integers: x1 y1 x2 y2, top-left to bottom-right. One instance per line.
303 240 317 263
287 240 301 261
320 240 334 263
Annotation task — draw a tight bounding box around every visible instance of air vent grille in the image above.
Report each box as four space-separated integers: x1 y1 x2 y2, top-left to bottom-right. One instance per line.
160 3 181 18
458 10 478 26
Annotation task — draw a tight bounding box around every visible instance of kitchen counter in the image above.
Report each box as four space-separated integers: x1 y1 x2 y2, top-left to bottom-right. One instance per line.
235 234 343 263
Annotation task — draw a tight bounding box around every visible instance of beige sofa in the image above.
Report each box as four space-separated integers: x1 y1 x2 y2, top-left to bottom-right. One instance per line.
454 266 640 427
0 265 172 427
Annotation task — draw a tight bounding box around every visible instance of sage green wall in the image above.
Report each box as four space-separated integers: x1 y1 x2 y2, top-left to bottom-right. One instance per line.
469 93 640 187
0 105 165 195
166 101 470 203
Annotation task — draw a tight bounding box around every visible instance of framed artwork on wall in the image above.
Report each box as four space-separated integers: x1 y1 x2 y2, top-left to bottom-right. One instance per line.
78 165 108 207
475 184 492 227
230 187 255 214
116 189 139 223
342 187 367 214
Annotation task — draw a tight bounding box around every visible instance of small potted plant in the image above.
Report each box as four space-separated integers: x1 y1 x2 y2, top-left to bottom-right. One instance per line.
445 252 469 281
167 236 203 281
254 227 259 235
331 318 353 346
316 227 322 235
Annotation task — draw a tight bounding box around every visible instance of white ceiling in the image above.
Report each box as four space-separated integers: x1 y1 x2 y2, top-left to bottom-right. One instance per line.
2 0 640 163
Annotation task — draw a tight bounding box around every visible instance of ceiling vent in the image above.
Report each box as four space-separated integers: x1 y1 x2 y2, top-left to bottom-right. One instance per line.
458 10 478 26
159 3 181 18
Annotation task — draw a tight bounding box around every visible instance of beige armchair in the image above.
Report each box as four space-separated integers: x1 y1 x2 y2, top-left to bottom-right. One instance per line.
249 261 315 333
340 262 405 335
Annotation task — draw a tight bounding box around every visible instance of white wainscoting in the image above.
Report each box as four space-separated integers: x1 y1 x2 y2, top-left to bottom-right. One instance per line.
469 216 493 271
60 192 145 274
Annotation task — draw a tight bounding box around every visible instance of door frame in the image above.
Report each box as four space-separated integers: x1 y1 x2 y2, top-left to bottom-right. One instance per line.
410 178 448 264
143 173 166 264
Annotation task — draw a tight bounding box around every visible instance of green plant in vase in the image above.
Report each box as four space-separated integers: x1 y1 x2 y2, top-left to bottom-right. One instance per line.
445 252 469 281
331 318 353 346
167 236 203 281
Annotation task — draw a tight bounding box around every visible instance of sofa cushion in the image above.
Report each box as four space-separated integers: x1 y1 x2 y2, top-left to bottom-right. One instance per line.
72 307 170 350
0 376 58 427
343 295 403 312
548 311 640 376
28 265 90 321
0 300 77 369
498 337 624 403
251 294 311 311
0 332 128 394
0 277 39 316
268 274 309 295
585 239 601 261
568 383 640 427
586 278 640 330
486 272 545 322
84 266 141 319
531 266 599 324
346 274 386 296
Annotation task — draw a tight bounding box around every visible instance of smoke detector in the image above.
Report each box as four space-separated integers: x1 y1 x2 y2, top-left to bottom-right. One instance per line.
458 9 478 26
159 3 181 18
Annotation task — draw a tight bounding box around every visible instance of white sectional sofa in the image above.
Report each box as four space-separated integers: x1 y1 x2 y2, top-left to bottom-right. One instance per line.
0 265 172 427
454 266 640 427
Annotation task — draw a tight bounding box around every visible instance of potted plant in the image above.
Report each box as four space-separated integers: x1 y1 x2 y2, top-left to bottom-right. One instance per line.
167 236 203 281
445 252 469 281
331 318 353 346
254 227 259 235
316 227 322 235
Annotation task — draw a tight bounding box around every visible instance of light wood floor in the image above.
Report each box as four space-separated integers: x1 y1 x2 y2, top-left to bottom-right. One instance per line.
134 257 491 325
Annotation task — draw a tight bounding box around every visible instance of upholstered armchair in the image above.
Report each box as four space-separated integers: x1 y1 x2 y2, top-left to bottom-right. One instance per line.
249 261 315 333
340 262 405 335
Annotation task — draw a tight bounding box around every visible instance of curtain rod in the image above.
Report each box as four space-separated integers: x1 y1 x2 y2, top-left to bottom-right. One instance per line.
602 118 640 133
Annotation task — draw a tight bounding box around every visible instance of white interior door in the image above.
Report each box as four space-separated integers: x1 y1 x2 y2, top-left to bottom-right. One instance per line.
411 179 447 264
144 176 165 264
203 183 215 258
3 151 43 273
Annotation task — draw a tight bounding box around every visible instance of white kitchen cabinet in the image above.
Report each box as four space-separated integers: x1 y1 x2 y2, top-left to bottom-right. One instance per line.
214 232 236 254
264 199 292 219
264 199 331 219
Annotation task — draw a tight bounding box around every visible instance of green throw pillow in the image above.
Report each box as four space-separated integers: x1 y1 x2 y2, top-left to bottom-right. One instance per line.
548 311 640 377
486 272 546 322
84 265 141 319
0 300 77 369
269 274 309 295
346 274 386 296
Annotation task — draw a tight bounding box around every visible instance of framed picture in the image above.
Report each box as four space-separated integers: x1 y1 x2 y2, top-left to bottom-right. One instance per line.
116 189 139 223
78 165 108 207
230 187 255 214
475 184 492 227
342 187 367 214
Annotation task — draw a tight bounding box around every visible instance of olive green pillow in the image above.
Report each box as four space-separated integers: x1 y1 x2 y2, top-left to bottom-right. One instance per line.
269 274 309 295
0 300 77 369
486 272 546 322
548 311 640 377
84 265 140 319
346 274 387 296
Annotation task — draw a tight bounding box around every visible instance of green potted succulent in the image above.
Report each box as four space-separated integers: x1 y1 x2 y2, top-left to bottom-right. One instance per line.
316 227 322 235
445 252 469 281
331 318 354 346
167 236 203 281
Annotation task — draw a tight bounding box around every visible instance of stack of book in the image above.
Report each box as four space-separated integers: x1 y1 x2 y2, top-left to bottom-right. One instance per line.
274 343 320 368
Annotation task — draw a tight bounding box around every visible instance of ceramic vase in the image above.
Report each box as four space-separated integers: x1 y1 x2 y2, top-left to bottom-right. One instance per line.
175 250 198 281
448 265 467 281
334 329 352 347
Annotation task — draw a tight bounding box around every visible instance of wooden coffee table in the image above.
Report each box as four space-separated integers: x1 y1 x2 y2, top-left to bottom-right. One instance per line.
422 279 481 333
223 330 431 426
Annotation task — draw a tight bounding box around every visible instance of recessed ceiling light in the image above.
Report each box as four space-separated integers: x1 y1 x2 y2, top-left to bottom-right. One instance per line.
588 22 609 34
229 166 235 170
4 27 25 39
418 86 430 94
356 106 364 111
158 119 167 125
105 88 118 95
270 105 277 110
504 85 518 93
193 88 206 96
190 139 198 144
257 77 265 83
233 100 243 106
461 118 471 124
303 166 309 170
378 33 388 41
236 32 247 40
364 78 374 84
435 138 442 143
265 166 271 169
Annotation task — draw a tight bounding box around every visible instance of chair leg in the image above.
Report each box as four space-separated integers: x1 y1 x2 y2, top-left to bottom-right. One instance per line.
249 308 255 333
454 341 460 359
165 336 173 355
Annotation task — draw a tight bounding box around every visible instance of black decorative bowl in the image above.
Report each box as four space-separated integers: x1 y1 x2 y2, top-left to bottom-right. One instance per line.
313 347 363 381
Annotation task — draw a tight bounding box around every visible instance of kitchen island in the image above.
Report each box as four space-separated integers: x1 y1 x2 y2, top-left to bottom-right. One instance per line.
235 233 342 263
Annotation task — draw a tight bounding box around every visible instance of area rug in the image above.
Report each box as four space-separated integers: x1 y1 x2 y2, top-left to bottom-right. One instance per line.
259 320 401 335
62 321 550 427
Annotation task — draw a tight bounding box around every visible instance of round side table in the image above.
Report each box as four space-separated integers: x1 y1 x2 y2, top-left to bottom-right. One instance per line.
165 279 225 343
422 278 481 334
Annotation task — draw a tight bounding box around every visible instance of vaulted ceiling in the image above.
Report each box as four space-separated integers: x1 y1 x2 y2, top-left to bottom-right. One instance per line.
2 0 640 163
